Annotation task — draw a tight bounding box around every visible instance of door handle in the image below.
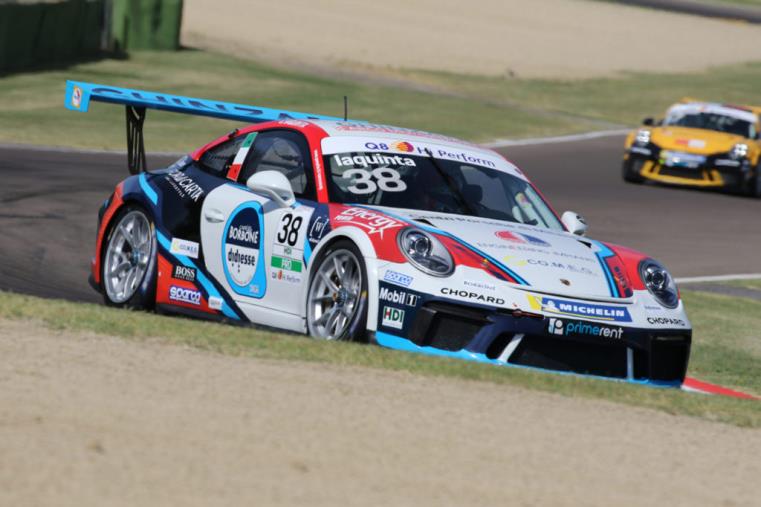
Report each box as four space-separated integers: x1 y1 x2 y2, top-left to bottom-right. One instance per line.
204 208 225 223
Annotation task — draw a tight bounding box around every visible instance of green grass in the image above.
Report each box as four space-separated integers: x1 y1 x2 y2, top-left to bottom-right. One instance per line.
1 289 759 427
2 50 761 150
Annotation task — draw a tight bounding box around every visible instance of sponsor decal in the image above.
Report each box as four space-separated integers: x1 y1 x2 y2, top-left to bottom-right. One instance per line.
647 317 687 327
278 119 309 127
381 306 405 330
165 170 204 202
392 141 414 152
525 258 597 276
271 255 303 273
271 270 301 284
172 265 196 282
528 295 632 322
383 269 413 287
308 214 330 244
223 205 266 298
72 86 82 108
333 207 403 238
440 288 505 305
333 153 416 168
463 280 496 291
495 230 550 247
225 210 260 286
170 238 199 259
548 318 624 340
169 285 201 306
208 296 224 310
379 287 419 307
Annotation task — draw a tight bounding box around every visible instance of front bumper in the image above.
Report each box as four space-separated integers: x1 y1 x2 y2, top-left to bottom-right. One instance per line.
625 145 752 188
376 298 691 385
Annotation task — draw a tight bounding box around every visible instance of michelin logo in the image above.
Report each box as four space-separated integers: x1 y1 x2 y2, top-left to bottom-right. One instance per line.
532 295 632 322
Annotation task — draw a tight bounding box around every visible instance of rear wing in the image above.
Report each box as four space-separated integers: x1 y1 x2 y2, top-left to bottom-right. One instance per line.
64 80 349 174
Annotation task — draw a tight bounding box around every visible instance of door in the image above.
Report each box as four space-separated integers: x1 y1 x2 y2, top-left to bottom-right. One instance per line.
200 129 317 322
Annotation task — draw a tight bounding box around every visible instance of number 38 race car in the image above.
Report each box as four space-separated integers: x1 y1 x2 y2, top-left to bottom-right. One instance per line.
66 81 693 388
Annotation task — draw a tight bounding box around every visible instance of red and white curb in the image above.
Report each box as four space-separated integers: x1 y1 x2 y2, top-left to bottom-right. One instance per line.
682 377 758 400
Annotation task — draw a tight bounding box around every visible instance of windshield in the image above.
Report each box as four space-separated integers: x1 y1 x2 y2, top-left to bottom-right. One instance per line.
663 111 755 139
325 151 564 231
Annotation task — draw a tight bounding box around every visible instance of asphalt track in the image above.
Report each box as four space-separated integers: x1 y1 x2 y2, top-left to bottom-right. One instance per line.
625 0 761 24
1 135 760 304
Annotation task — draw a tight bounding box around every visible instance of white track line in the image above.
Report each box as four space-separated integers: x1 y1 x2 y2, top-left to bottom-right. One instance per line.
676 273 761 284
483 129 630 148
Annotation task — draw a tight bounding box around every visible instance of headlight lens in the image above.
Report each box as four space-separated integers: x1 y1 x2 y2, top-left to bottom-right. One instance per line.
639 258 679 309
730 143 749 160
635 129 651 146
397 228 454 277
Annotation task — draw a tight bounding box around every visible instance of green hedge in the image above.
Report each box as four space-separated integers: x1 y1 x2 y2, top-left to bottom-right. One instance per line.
0 0 105 73
112 0 183 51
0 0 183 73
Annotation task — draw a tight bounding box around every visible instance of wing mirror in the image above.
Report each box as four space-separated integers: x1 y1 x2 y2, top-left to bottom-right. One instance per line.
642 117 655 126
246 171 295 208
561 211 588 236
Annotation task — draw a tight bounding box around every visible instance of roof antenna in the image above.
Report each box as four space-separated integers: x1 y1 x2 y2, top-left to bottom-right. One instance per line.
343 95 348 121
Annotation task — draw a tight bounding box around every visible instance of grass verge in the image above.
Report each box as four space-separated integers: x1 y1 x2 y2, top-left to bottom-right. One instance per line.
1 50 761 150
0 289 758 427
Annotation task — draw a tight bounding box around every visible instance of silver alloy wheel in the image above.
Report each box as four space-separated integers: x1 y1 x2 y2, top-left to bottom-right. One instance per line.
307 249 363 340
103 210 153 304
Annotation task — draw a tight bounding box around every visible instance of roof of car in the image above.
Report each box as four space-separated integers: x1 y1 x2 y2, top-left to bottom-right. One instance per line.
669 101 760 124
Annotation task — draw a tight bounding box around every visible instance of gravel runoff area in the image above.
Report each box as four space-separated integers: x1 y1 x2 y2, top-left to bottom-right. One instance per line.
1 318 759 507
182 0 761 78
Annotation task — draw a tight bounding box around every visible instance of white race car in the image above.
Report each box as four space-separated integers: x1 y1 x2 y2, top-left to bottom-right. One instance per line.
68 81 692 387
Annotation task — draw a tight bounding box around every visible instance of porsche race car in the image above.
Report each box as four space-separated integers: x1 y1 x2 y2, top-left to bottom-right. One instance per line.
66 81 692 387
622 99 761 196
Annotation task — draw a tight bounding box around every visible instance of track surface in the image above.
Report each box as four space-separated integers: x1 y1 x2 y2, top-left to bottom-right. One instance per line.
1 136 760 303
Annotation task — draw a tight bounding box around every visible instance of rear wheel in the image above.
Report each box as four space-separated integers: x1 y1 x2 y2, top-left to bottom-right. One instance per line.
306 240 368 341
101 206 157 309
622 158 645 184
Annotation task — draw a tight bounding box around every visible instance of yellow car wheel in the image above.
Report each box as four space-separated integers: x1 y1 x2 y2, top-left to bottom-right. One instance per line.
622 159 645 184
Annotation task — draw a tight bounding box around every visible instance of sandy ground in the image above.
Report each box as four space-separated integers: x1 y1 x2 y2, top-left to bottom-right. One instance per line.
182 0 761 78
1 318 759 506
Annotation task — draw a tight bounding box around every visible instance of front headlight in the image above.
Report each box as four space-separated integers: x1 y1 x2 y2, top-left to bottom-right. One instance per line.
730 143 749 160
635 129 651 146
397 227 454 277
639 258 679 309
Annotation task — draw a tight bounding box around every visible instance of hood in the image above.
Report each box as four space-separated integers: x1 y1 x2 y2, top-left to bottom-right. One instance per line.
650 126 746 155
383 208 624 300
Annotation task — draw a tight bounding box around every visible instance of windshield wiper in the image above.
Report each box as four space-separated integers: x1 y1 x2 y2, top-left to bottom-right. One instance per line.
423 148 478 217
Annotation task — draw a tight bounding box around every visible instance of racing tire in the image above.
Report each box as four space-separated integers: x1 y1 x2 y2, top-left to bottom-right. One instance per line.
306 240 368 342
101 205 157 310
622 159 645 184
742 166 761 198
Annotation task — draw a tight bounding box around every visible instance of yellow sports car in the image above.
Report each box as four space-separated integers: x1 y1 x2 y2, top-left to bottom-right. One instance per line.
622 99 761 196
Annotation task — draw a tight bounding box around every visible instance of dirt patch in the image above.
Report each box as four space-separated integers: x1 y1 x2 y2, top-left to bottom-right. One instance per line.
182 0 761 78
0 318 759 506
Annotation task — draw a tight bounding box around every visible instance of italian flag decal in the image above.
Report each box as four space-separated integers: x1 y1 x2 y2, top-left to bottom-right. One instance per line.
228 132 257 181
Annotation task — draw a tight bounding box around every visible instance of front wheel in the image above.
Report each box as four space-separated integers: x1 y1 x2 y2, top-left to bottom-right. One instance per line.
101 206 157 309
622 158 645 184
742 166 761 198
306 240 368 341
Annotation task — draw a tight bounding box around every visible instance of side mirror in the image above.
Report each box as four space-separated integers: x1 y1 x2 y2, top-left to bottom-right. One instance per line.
246 171 295 208
642 117 655 126
561 211 588 236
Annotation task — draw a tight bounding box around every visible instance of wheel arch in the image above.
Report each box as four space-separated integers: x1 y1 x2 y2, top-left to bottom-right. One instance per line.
302 227 384 332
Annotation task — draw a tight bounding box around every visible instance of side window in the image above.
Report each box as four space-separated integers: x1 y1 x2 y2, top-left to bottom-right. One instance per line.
199 136 246 176
238 130 315 200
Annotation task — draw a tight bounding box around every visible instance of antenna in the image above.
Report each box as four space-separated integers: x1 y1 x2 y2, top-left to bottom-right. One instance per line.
343 95 348 121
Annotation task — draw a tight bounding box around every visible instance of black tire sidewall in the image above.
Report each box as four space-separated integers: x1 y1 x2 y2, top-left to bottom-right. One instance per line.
308 239 369 342
101 204 157 310
622 158 645 183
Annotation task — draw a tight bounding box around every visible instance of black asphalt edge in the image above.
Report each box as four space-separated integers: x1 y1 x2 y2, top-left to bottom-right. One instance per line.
617 0 761 24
